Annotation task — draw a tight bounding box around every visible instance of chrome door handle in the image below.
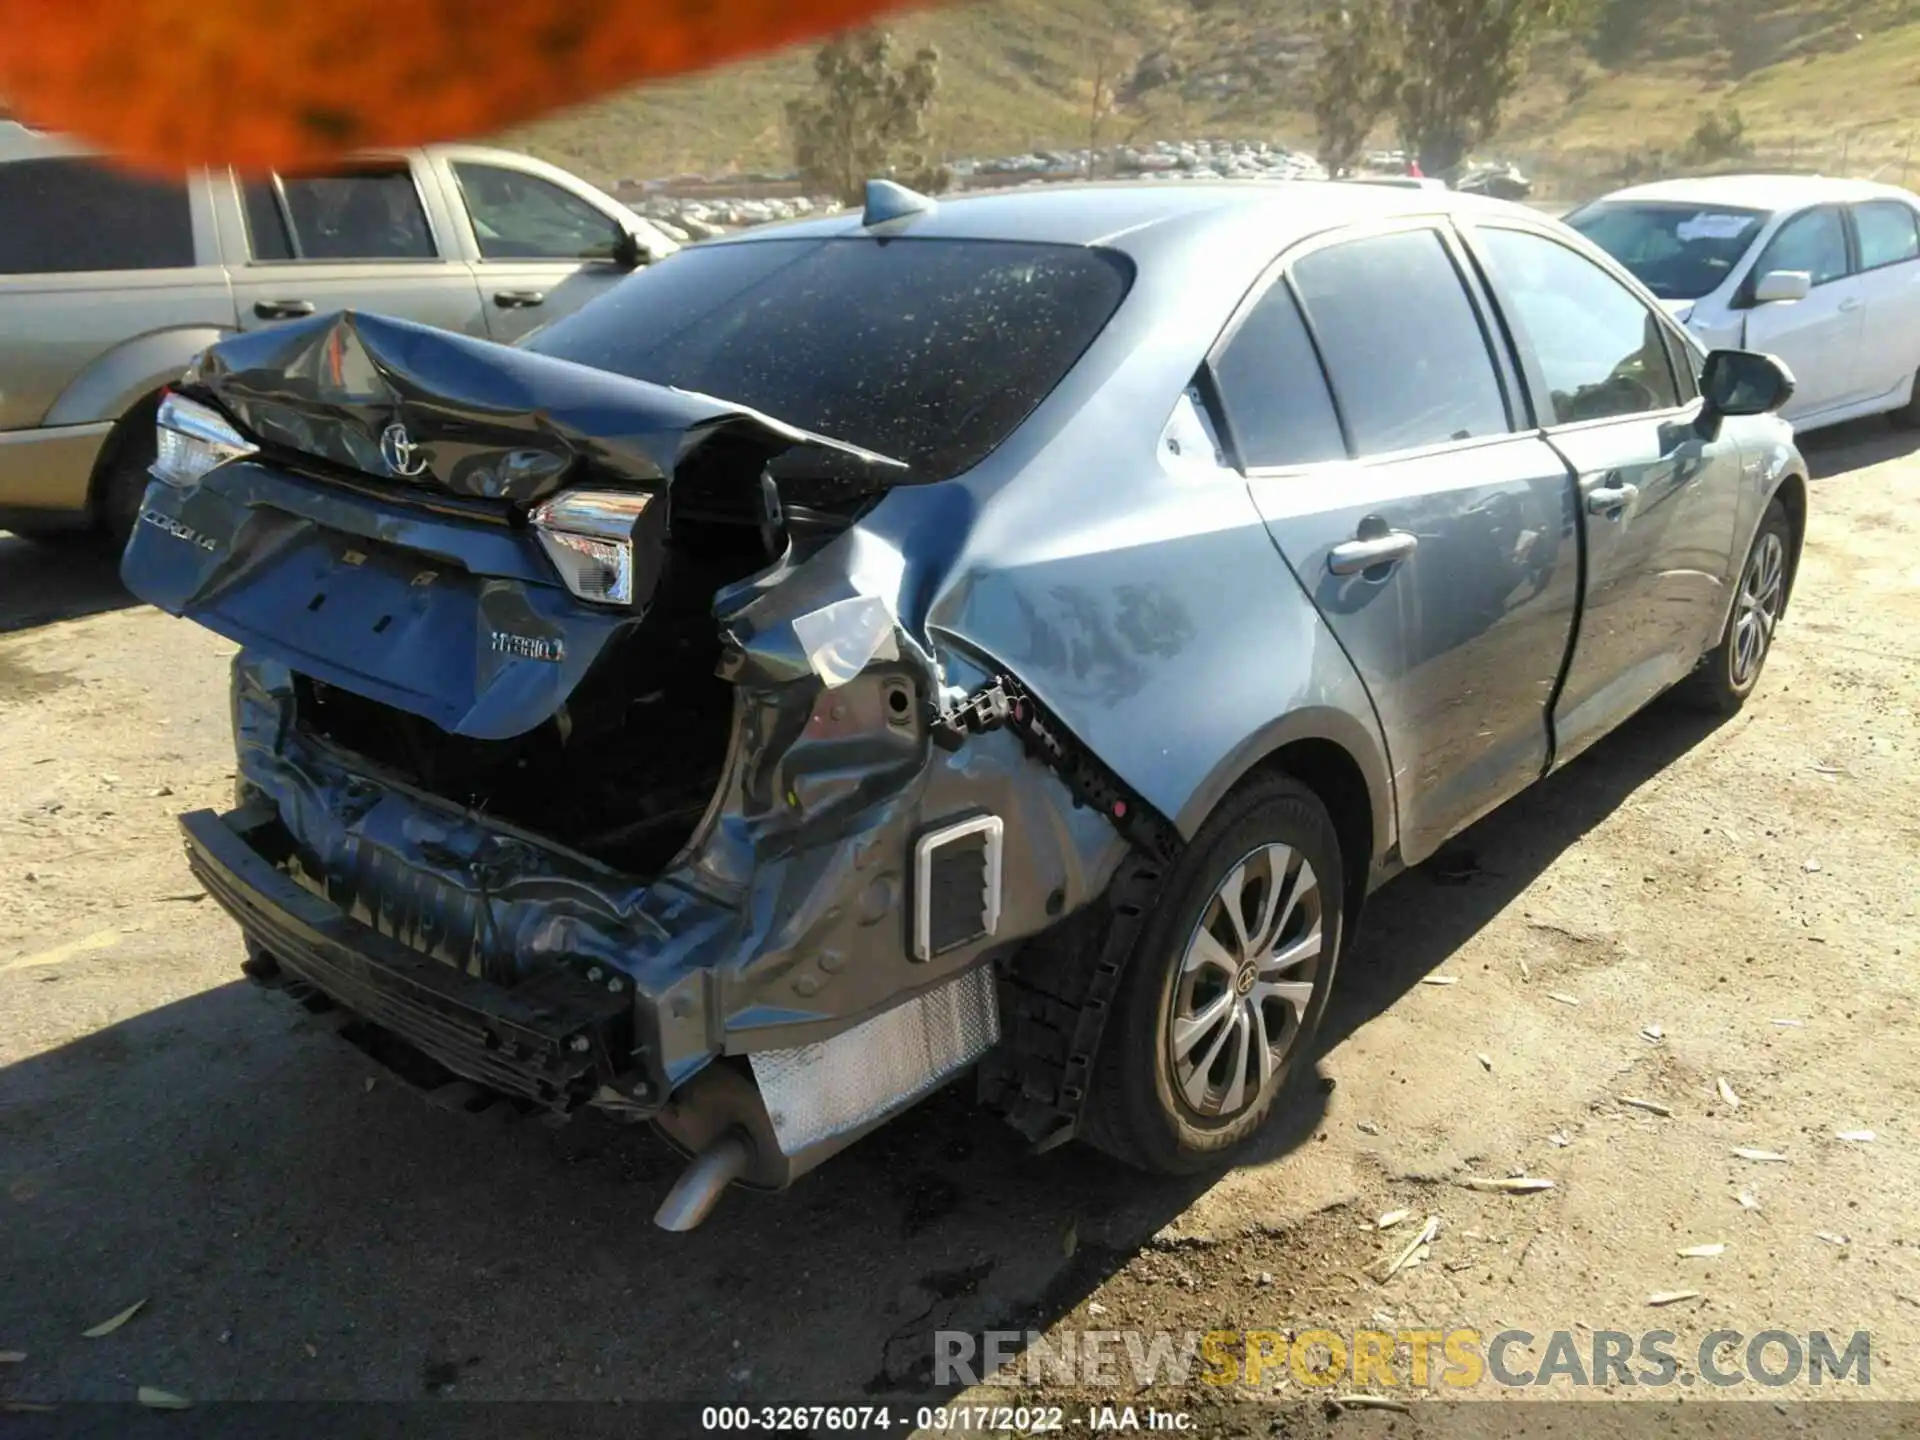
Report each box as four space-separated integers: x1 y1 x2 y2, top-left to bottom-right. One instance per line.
493 289 546 308
253 298 315 319
1587 482 1639 515
1328 530 1418 575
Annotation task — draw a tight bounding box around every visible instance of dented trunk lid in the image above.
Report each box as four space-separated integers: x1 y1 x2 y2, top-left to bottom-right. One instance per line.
120 310 899 740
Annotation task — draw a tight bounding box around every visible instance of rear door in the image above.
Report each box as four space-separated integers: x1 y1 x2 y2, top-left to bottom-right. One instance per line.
1846 197 1920 407
437 155 637 342
1469 222 1744 767
217 159 487 336
1739 204 1864 419
1227 223 1583 864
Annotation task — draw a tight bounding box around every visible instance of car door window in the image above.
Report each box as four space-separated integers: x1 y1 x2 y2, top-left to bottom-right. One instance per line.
1211 278 1348 467
453 162 624 261
242 168 437 261
0 158 195 273
1477 227 1682 424
1853 200 1920 272
1289 229 1510 456
1753 206 1849 287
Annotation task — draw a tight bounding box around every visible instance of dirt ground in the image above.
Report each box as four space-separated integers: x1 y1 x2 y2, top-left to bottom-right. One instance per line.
2 421 1917 1432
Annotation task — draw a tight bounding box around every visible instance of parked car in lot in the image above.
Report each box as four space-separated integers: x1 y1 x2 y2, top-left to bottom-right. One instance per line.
1566 175 1920 432
120 180 1805 1229
0 122 677 543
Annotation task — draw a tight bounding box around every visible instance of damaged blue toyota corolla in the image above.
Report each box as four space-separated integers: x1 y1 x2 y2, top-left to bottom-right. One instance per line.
121 179 1807 1230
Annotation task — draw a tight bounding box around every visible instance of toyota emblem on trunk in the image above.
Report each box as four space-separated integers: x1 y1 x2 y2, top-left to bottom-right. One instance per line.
380 422 429 479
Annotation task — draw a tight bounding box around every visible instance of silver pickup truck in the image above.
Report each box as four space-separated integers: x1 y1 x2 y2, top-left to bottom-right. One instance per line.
0 122 676 543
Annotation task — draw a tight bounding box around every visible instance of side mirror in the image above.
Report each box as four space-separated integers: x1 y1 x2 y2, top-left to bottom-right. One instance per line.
1752 269 1812 304
609 228 651 271
1700 348 1796 429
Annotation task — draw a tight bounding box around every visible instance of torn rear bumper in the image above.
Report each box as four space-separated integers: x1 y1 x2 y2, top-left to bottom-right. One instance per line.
187 792 1007 1198
183 803 632 1110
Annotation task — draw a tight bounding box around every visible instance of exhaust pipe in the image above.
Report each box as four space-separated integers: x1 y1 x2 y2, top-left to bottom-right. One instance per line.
653 1129 754 1232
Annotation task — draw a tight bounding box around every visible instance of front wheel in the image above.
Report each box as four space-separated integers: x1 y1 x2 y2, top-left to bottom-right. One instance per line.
1082 774 1344 1175
1683 500 1793 713
94 395 163 554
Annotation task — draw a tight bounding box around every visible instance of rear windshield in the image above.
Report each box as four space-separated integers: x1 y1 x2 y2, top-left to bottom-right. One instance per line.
524 237 1132 481
1565 201 1768 301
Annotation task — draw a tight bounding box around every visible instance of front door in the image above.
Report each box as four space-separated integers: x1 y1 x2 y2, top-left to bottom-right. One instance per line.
443 159 635 343
228 161 487 338
1219 225 1583 864
1740 204 1864 421
1470 223 1745 766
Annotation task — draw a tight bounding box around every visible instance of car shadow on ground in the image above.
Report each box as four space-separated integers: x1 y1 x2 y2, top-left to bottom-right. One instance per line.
0 697 1729 1411
0 533 136 636
1797 417 1920 481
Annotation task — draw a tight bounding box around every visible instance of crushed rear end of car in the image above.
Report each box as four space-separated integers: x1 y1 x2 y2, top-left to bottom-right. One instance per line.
121 305 1136 1226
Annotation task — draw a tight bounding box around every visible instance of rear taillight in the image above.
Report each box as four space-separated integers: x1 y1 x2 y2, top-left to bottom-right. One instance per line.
152 392 257 489
529 490 654 606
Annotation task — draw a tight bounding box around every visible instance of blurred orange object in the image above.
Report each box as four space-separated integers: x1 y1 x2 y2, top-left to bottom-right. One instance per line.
0 0 924 175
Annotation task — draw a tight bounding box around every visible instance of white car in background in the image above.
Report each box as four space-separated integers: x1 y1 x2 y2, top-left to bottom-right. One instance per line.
1566 175 1920 432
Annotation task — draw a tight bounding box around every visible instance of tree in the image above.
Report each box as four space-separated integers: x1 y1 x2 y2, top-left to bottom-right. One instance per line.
1307 0 1585 179
1312 1 1399 177
1084 25 1138 177
1682 105 1752 165
786 31 946 207
1391 0 1584 177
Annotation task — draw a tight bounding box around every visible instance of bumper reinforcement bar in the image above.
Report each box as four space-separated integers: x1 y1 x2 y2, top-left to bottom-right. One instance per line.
181 804 632 1111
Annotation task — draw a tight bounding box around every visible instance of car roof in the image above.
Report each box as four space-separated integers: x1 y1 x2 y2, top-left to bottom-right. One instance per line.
0 126 569 179
706 179 1533 252
1592 173 1920 211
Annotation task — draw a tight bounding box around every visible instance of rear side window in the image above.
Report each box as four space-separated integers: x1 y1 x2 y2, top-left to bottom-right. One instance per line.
526 237 1130 481
1854 200 1920 271
243 168 436 261
1290 229 1509 456
1754 207 1849 287
0 158 194 274
1212 279 1347 467
1477 227 1682 423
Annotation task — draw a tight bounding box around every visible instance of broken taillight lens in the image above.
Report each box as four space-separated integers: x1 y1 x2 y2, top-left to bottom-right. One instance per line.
151 392 257 488
529 490 653 606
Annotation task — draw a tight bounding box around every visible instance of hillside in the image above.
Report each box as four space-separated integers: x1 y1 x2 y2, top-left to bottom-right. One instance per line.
502 0 1308 183
503 0 1920 197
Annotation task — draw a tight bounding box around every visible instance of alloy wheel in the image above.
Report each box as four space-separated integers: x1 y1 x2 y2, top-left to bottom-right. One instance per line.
1732 530 1786 687
1166 842 1324 1121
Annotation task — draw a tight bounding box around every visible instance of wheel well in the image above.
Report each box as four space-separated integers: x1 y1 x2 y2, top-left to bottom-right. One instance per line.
1772 472 1807 614
84 389 165 523
1251 738 1374 941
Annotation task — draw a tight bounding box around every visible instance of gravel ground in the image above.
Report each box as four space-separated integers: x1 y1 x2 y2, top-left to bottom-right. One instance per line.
1 420 1916 1432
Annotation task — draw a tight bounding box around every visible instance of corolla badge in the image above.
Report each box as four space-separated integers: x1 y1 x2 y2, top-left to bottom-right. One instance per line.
379 422 429 479
140 509 217 552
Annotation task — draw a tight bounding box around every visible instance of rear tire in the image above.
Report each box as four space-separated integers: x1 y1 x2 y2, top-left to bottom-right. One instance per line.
1682 500 1793 714
1081 773 1344 1175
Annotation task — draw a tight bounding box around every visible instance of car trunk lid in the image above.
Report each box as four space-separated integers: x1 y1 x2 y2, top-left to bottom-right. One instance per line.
121 309 901 742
